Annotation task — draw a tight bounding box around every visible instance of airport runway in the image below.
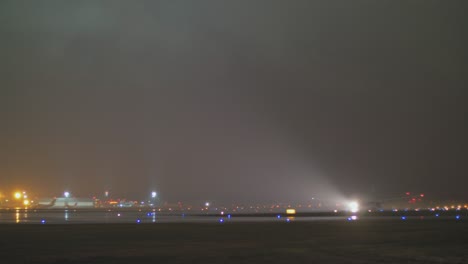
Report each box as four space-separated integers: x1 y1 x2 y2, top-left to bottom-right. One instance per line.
0 208 466 224
0 209 347 224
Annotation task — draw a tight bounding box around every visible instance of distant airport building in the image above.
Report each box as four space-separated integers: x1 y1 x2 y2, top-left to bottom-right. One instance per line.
36 198 95 208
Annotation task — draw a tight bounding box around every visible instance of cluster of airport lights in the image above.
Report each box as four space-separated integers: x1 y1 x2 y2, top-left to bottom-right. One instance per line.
13 191 30 206
7 193 466 224
12 190 159 199
9 197 463 224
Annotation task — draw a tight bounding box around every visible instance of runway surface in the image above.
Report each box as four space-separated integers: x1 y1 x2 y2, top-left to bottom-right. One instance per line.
0 208 465 224
1 209 345 224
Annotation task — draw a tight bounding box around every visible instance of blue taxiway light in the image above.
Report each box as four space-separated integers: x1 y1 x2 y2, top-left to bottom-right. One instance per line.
401 216 406 220
456 215 461 220
277 215 281 219
136 219 141 223
219 218 224 223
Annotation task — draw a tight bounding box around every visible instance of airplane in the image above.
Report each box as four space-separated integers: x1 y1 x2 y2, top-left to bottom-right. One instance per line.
34 198 57 208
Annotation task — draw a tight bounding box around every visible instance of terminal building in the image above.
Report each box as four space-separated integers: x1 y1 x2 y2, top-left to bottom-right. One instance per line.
36 198 95 208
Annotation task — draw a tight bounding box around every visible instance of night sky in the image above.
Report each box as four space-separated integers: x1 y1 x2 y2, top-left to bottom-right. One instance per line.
1 1 467 202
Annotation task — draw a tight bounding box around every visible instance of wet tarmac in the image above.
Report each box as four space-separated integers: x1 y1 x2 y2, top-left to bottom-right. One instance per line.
0 209 464 224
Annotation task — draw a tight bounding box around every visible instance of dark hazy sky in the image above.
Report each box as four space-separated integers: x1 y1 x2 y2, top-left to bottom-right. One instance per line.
1 1 467 201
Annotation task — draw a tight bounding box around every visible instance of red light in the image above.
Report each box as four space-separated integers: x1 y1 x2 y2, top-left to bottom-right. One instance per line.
420 194 424 197
406 192 411 196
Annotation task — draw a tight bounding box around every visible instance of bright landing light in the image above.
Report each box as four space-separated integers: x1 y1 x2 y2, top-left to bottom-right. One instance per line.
348 201 359 213
64 191 70 198
14 192 22 199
